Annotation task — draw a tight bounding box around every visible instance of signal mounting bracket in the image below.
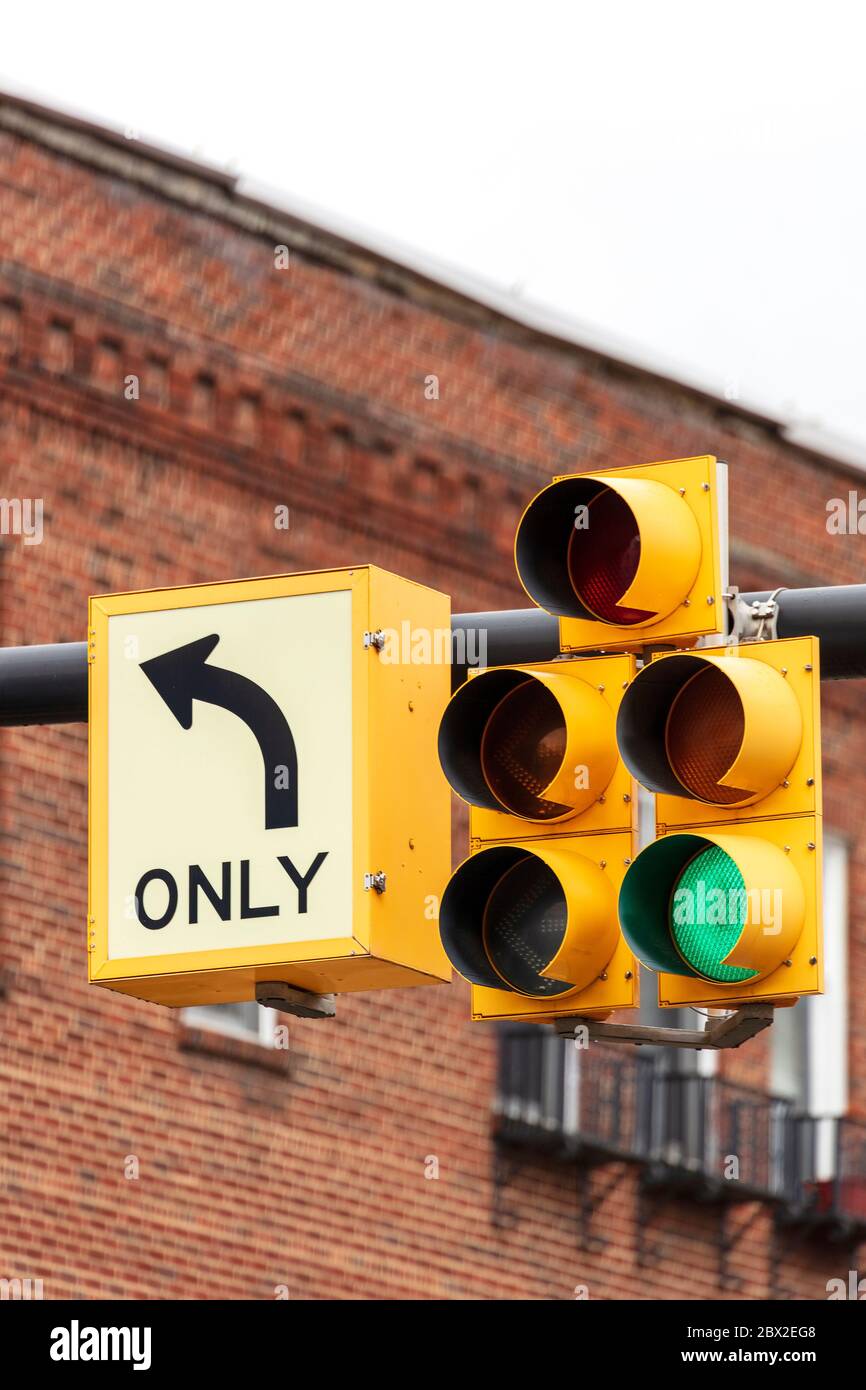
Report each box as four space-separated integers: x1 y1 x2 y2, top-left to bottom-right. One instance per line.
255 980 336 1019
724 585 786 647
553 1003 774 1050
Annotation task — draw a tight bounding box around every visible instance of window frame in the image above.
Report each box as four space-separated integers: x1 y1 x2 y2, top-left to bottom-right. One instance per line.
181 1001 278 1048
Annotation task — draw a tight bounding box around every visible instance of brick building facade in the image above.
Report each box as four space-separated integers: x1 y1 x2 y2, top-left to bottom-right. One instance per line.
0 90 864 1300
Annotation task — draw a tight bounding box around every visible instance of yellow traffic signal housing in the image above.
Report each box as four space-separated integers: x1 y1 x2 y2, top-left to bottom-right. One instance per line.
437 654 639 1022
514 454 725 653
616 636 822 1008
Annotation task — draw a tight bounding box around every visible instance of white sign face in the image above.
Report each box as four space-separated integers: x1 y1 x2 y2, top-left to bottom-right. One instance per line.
106 588 353 960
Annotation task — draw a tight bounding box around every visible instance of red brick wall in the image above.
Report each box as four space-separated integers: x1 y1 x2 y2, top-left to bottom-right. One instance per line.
1 108 865 1299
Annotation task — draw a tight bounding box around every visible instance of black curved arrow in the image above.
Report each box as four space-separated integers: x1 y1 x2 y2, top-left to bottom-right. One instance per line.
140 633 298 829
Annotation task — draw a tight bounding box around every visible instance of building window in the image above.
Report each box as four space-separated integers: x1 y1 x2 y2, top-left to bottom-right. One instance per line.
771 830 849 1176
182 1002 277 1047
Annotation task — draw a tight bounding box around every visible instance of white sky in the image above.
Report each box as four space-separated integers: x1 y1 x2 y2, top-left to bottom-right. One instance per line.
4 1 866 453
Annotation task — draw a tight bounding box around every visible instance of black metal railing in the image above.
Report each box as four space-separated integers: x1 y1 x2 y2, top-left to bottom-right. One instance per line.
494 1026 866 1226
494 1024 567 1146
643 1071 801 1198
493 1024 653 1160
777 1114 866 1231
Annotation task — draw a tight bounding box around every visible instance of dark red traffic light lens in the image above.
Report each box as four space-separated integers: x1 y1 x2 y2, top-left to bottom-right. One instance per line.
566 487 652 625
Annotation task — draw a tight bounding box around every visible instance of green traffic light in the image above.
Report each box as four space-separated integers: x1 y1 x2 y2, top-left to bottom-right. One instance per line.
669 845 758 984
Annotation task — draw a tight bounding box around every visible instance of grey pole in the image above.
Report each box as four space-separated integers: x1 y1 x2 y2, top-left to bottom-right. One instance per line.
739 585 866 680
450 608 560 689
452 586 866 682
0 641 88 726
0 584 864 727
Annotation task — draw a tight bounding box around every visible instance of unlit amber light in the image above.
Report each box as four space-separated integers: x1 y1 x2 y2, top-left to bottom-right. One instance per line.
666 665 750 804
480 680 569 819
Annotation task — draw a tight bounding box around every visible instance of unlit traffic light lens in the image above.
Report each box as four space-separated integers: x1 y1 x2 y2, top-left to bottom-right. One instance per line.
483 855 572 996
567 487 652 625
666 664 748 804
616 651 803 808
670 845 757 984
480 680 569 820
439 841 618 998
438 665 617 822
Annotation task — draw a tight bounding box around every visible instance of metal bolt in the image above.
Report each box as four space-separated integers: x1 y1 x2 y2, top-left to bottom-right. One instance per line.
706 596 714 605
623 793 631 803
702 482 710 491
408 700 415 711
804 663 813 672
597 684 605 692
782 779 790 788
683 598 691 608
781 668 788 676
806 777 814 786
807 842 816 851
784 959 792 968
598 794 606 804
678 487 686 496
809 956 817 966
599 971 608 982
624 858 632 866
625 971 633 981
408 838 415 850
784 845 791 853
599 860 607 869
622 680 629 689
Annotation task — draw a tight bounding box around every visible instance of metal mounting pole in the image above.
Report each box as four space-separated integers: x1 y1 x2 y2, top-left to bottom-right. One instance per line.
0 641 88 726
453 584 866 683
450 607 560 689
0 582 864 727
735 584 866 679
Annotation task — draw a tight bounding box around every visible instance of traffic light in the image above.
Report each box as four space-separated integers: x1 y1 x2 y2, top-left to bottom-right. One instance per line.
616 636 822 1008
514 454 725 652
436 655 639 1021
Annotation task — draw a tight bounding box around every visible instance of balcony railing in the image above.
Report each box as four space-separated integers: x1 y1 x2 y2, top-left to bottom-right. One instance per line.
776 1114 866 1235
494 1023 653 1161
642 1071 801 1200
494 1024 866 1229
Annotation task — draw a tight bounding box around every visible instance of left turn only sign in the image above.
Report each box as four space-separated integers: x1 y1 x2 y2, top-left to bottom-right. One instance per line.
88 567 452 1008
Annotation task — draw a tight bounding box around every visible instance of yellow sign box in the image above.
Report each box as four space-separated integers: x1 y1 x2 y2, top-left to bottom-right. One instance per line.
88 566 452 1006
